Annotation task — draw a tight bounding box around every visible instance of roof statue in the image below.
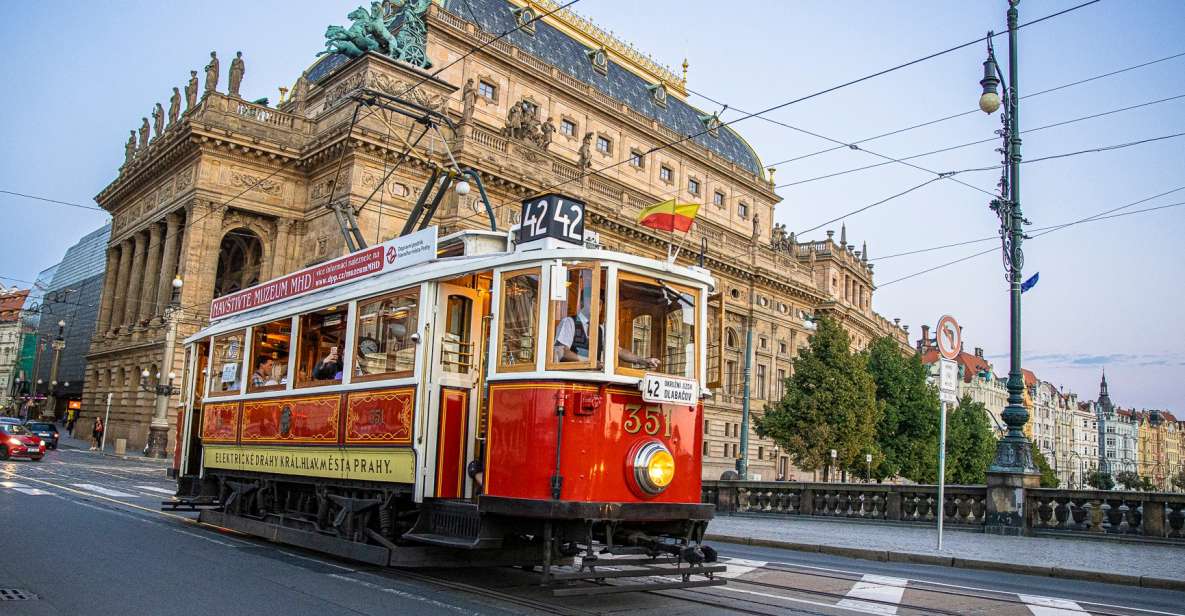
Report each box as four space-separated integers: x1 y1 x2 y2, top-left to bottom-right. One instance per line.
320 1 433 69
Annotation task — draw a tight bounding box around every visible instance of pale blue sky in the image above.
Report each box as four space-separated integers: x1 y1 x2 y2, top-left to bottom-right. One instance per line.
0 1 1182 410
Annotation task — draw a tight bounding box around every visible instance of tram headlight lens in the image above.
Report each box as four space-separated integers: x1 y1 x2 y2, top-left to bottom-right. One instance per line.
632 441 675 495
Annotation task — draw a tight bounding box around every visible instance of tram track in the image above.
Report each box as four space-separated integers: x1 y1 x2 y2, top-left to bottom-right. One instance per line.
741 561 1180 616
8 458 1180 615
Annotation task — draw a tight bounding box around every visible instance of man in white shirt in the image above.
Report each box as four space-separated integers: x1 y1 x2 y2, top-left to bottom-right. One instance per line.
554 302 659 369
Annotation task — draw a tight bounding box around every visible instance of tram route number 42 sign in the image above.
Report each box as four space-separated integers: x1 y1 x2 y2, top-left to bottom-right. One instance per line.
641 373 698 405
519 193 586 246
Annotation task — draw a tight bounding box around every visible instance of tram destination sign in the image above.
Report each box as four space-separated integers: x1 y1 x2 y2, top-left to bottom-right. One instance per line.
518 193 585 247
641 373 698 405
210 227 438 320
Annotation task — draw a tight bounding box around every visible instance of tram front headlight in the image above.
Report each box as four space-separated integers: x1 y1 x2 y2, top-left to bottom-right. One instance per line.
632 441 675 495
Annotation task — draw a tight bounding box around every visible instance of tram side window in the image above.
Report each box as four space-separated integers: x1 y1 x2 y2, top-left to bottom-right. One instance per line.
548 265 602 370
616 276 697 378
354 290 419 380
247 318 291 393
498 268 540 371
296 305 348 387
208 331 245 396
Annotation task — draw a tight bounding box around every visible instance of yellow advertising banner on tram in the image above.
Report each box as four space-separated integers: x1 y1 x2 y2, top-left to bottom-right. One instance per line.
203 445 415 483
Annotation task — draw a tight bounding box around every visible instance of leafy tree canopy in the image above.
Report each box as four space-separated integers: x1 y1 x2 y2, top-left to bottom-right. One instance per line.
1114 470 1150 491
1030 443 1059 488
756 317 880 474
1085 471 1115 491
945 395 998 484
866 336 939 483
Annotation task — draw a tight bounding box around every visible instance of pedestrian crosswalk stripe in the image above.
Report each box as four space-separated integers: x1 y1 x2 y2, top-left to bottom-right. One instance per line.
719 557 767 579
13 487 51 495
1020 594 1088 615
836 574 908 616
71 483 136 498
0 481 30 488
135 485 176 495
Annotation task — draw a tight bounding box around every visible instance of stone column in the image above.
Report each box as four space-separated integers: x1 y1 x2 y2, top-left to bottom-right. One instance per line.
138 222 164 325
177 200 226 316
268 218 293 279
154 212 183 317
124 231 148 329
96 246 120 334
111 239 134 333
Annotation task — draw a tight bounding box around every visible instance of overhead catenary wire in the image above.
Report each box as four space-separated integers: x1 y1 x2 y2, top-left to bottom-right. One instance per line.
687 87 998 198
791 132 1185 235
871 200 1185 263
876 187 1185 287
777 93 1185 187
942 130 1185 175
3 0 579 294
763 49 1185 169
451 0 1104 228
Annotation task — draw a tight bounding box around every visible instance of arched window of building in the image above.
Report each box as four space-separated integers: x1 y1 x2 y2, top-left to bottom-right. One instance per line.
725 328 737 349
214 228 264 297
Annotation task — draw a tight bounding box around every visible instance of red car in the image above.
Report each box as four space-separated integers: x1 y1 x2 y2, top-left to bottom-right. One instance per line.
0 424 44 461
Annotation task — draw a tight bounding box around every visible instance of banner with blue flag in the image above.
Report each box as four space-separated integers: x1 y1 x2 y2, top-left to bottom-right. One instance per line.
1021 272 1039 293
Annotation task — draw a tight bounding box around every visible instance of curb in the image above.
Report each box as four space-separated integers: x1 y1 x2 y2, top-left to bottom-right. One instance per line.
704 533 1185 591
59 443 171 466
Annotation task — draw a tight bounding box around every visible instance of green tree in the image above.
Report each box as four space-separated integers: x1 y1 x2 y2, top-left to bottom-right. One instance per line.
944 395 997 484
1170 469 1185 492
866 336 939 483
757 317 880 479
1085 471 1115 490
1115 470 1143 491
1030 443 1059 488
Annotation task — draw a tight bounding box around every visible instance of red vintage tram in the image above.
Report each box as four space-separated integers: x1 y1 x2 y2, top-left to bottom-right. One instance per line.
169 194 723 593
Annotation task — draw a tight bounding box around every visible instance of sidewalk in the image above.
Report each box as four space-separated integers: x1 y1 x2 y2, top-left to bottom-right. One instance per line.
706 514 1185 589
56 426 170 465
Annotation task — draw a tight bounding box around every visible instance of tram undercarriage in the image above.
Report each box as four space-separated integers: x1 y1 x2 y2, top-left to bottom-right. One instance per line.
168 470 724 594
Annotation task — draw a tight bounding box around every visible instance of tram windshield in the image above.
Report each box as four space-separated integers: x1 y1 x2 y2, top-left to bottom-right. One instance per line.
548 265 602 370
616 275 697 379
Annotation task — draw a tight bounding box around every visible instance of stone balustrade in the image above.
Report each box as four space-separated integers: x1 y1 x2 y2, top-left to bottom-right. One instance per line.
704 480 1185 542
1027 489 1185 539
704 481 987 528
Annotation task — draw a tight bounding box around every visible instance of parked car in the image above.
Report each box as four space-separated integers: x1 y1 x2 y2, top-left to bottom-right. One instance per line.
0 424 43 461
24 421 59 449
0 417 23 425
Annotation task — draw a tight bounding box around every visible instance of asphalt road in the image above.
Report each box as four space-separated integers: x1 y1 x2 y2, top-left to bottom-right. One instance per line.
2 448 1183 615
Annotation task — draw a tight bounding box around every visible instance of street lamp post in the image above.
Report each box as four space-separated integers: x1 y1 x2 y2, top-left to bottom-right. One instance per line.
980 1 1038 482
829 448 837 483
144 276 183 458
865 453 873 484
44 320 66 420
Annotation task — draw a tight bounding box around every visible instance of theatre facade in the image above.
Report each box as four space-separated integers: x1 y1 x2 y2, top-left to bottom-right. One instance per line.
81 0 907 478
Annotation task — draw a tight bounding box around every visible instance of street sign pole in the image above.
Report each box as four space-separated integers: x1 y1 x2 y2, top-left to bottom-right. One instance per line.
937 398 947 550
934 315 962 552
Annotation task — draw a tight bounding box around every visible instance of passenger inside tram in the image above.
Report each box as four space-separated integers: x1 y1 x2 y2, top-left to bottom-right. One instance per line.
297 305 347 386
248 318 290 392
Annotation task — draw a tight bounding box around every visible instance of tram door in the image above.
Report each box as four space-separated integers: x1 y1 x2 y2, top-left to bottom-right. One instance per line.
425 283 482 500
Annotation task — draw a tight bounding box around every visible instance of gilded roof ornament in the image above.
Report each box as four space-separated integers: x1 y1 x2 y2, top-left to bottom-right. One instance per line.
520 0 685 95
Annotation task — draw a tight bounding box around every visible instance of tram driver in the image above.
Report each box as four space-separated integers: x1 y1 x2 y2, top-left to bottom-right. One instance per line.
554 295 659 369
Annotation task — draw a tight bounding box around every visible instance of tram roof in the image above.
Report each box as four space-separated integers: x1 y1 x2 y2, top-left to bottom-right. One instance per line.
187 239 715 344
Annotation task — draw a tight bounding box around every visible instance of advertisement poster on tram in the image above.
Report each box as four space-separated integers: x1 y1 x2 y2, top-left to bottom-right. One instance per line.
210 227 438 320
